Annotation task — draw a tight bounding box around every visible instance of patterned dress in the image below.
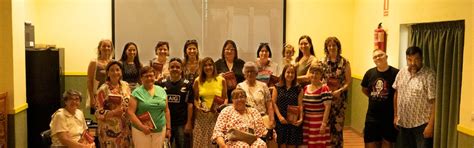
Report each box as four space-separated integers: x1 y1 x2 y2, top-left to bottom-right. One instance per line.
274 84 303 145
320 56 350 148
302 84 332 147
212 106 267 147
193 76 224 147
95 81 132 147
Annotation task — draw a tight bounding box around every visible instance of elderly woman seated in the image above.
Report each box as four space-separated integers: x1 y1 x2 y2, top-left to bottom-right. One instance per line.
49 89 95 147
212 88 268 147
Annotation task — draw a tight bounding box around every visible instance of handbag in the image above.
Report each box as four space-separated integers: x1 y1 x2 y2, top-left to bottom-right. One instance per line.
227 128 258 145
222 71 237 90
286 105 300 124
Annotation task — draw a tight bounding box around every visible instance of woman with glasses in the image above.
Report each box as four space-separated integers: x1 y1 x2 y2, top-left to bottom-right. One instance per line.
255 43 280 86
215 40 245 102
183 40 200 84
128 66 171 147
192 57 228 147
120 42 142 91
95 61 132 147
150 41 170 81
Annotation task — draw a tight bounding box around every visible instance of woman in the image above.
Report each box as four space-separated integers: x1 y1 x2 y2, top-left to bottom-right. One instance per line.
120 42 142 91
212 88 268 147
320 36 351 148
282 43 296 66
302 65 332 147
128 66 171 147
215 40 245 102
87 39 113 115
150 41 170 81
255 43 280 85
155 58 194 148
50 90 95 147
95 61 132 147
295 35 316 85
183 40 200 83
236 62 274 129
272 64 303 148
192 57 227 147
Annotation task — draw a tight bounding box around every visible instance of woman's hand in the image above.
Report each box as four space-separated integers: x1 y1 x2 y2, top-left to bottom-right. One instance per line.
332 89 342 98
319 123 327 134
166 129 172 138
278 116 288 124
293 119 303 126
140 124 152 135
184 122 193 134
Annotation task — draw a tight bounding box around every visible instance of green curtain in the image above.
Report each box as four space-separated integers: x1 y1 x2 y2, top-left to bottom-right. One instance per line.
410 20 464 148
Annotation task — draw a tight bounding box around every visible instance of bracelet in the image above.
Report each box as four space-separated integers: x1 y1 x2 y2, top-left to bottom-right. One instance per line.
166 128 171 130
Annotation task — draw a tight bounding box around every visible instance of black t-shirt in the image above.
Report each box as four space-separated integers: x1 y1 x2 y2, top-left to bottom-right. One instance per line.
156 78 194 127
361 66 399 122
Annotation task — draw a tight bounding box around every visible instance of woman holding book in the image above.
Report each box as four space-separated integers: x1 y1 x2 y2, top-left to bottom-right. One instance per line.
50 89 95 147
128 66 171 147
302 65 332 147
212 88 268 147
192 57 227 147
255 43 280 86
150 41 170 81
215 40 245 102
95 61 132 147
272 64 304 148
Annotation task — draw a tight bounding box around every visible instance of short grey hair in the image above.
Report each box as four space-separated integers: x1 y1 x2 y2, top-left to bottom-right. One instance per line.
62 89 83 103
243 61 258 74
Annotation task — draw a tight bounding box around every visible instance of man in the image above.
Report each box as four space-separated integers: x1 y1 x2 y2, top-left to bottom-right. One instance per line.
361 49 399 148
156 58 194 148
393 46 436 148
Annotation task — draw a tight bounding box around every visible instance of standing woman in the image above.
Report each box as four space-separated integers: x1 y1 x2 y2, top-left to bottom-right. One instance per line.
128 66 171 147
95 61 132 147
255 43 280 86
183 40 200 83
150 41 170 81
120 42 142 91
237 62 274 130
87 39 114 115
295 35 316 85
320 36 351 148
192 57 227 147
272 64 304 148
215 40 245 102
282 43 296 66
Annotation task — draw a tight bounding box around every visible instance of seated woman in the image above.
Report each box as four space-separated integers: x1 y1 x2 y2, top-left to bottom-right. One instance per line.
49 89 95 147
212 88 268 147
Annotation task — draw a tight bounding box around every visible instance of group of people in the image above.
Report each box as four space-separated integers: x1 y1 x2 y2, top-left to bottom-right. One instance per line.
47 35 436 148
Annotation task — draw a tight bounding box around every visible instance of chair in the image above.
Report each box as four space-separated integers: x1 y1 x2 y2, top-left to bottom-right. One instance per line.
40 129 52 147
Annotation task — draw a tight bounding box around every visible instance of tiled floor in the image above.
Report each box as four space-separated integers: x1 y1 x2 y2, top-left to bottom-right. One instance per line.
344 128 364 148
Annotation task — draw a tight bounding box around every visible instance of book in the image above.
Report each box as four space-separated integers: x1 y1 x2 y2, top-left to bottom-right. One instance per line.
104 94 122 110
222 71 237 90
80 130 94 144
286 105 300 124
137 111 156 129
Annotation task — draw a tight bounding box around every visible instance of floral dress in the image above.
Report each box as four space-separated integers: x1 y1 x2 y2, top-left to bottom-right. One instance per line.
212 106 267 147
320 56 350 148
95 81 132 147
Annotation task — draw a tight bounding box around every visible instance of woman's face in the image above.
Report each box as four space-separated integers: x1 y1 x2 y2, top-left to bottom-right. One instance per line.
259 47 270 59
64 95 81 111
107 64 122 82
203 60 214 76
224 44 236 60
299 38 311 52
141 71 155 86
126 44 137 60
186 44 198 59
327 41 339 56
100 41 113 58
157 45 169 58
309 71 322 83
169 61 182 78
284 48 294 59
244 67 257 82
284 66 296 82
233 92 247 111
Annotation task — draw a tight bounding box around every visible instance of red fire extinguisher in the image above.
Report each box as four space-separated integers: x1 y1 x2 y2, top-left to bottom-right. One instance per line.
374 23 387 51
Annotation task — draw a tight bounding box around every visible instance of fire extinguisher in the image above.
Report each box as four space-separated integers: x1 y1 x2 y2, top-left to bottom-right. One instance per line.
374 23 387 51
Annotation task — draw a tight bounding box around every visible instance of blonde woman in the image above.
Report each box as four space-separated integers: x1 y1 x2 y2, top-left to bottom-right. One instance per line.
87 39 114 115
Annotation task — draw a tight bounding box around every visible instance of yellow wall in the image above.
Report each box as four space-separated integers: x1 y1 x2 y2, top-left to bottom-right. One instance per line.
25 0 112 74
351 0 474 130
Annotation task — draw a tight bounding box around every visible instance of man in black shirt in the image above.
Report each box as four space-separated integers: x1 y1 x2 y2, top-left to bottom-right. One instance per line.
361 49 399 148
156 58 194 148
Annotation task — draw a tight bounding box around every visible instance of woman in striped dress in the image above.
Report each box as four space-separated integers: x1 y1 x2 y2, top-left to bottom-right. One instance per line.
302 65 332 148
